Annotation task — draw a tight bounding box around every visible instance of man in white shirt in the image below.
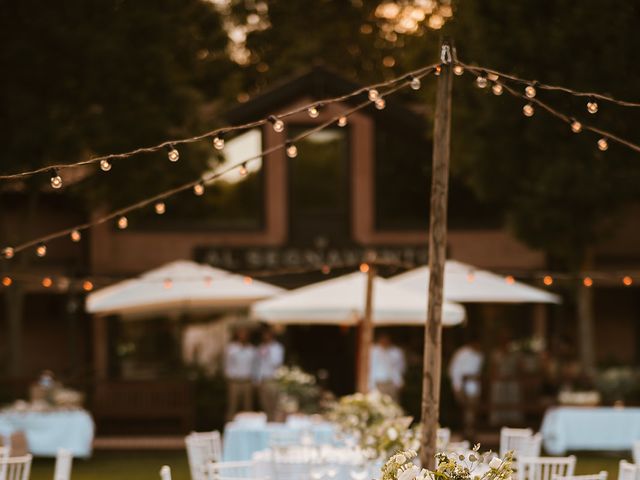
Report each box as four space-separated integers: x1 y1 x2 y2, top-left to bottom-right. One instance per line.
254 328 284 420
448 339 484 437
369 332 405 401
224 328 255 420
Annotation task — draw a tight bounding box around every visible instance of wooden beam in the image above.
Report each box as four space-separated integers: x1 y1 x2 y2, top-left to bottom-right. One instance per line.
356 258 376 393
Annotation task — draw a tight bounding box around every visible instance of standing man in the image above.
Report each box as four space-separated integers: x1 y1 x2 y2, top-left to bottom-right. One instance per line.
255 328 284 420
224 327 255 421
448 338 484 438
369 332 406 401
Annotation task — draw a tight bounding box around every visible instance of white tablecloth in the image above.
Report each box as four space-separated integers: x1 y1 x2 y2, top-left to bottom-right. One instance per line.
223 421 335 461
541 406 640 454
0 409 94 458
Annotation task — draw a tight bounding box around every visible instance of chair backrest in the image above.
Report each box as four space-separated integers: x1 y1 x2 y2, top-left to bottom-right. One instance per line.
500 427 533 457
510 433 543 460
53 448 73 480
553 472 607 480
618 461 640 480
0 454 33 480
160 466 172 480
633 442 640 465
186 431 223 480
437 428 451 451
445 441 471 454
518 456 576 480
206 461 264 480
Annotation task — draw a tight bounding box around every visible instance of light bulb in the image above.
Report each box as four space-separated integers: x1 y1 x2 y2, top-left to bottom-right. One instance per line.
2 247 15 259
623 276 633 286
239 163 248 176
587 98 598 114
476 75 487 88
321 265 331 274
435 65 441 76
50 169 62 189
167 147 180 162
466 272 475 283
204 276 213 287
523 103 535 117
492 83 503 96
307 106 320 118
213 136 225 150
42 277 53 288
359 263 369 273
286 143 298 158
597 138 609 151
337 116 348 127
505 275 515 284
117 216 128 229
243 276 253 285
374 98 386 110
2 276 12 287
70 230 81 242
488 73 499 81
100 159 112 171
368 89 379 101
453 65 464 76
571 120 582 133
163 278 173 289
543 275 553 286
268 116 284 133
82 280 94 292
525 85 536 98
583 277 593 287
193 182 205 196
154 202 166 215
36 243 47 257
409 76 421 90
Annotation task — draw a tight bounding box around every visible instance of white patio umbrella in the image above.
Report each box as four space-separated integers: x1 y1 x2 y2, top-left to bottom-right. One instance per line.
389 260 561 304
251 271 466 326
86 260 284 318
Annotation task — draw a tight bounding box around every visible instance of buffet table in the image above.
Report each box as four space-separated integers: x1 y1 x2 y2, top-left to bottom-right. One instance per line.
0 409 94 458
541 406 640 454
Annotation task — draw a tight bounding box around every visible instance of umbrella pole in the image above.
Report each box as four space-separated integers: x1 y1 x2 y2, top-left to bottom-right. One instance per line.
356 260 376 393
420 42 453 469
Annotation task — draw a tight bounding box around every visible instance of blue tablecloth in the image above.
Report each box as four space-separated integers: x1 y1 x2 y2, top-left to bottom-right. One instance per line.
223 421 335 461
0 410 94 458
541 406 640 454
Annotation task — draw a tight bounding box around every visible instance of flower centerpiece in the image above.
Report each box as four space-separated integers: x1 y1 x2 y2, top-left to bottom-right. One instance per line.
273 365 320 413
328 391 404 440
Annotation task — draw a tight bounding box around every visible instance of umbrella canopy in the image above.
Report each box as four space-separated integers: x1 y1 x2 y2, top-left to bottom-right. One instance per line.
251 271 466 326
86 260 284 318
389 260 561 304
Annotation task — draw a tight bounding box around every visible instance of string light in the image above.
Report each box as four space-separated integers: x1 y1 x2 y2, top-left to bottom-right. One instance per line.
525 83 537 99
117 216 128 229
167 146 180 162
204 276 213 287
239 163 248 176
583 276 593 287
268 115 285 133
70 229 82 242
435 65 441 76
100 159 112 171
50 169 62 189
307 105 320 118
243 276 253 285
285 142 298 158
2 247 15 259
359 263 369 273
523 103 535 117
505 275 515 284
337 116 348 127
321 264 331 274
213 134 225 151
36 243 47 257
453 65 464 76
543 275 553 286
492 83 503 96
374 98 386 110
193 182 205 196
368 89 380 101
623 276 633 286
163 278 173 289
587 97 599 114
409 75 421 90
42 277 53 288
597 138 609 151
2 276 12 287
154 202 166 215
570 119 582 133
487 73 499 82
82 280 94 292
466 271 475 283
476 72 488 89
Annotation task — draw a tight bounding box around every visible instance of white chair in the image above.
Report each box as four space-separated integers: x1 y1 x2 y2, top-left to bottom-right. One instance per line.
160 466 172 480
437 428 451 451
206 461 266 480
0 454 33 480
618 461 640 480
500 427 533 457
445 440 471 454
511 433 543 460
53 448 73 480
518 456 576 480
186 431 223 480
553 472 607 480
633 442 640 464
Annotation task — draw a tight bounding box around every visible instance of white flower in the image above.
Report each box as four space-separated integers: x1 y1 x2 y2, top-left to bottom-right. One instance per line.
489 457 503 469
416 469 429 480
394 454 407 464
387 427 399 440
398 465 419 480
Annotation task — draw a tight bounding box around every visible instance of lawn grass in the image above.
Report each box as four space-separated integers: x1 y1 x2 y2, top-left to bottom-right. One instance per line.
30 450 629 480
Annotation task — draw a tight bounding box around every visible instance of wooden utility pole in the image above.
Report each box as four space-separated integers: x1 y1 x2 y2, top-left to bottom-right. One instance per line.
420 42 453 469
357 254 376 393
